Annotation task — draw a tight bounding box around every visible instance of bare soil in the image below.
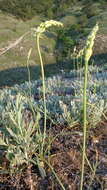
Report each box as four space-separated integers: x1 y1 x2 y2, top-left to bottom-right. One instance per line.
0 115 107 190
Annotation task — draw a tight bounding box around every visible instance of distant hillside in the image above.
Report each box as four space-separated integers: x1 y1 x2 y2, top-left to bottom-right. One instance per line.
0 0 106 20
0 0 79 20
0 12 60 86
0 0 107 65
55 0 107 63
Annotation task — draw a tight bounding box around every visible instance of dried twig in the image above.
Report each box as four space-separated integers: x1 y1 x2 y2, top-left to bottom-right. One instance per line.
0 31 30 56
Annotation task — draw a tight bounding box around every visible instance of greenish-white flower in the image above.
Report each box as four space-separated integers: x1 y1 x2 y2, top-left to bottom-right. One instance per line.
33 20 63 36
84 23 99 62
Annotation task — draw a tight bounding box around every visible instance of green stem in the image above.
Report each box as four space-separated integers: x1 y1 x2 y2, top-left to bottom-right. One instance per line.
27 48 32 98
37 34 47 155
80 60 88 190
44 159 66 190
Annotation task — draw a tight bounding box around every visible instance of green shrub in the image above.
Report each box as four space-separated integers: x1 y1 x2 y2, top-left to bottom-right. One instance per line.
78 14 88 27
53 0 78 17
56 25 79 60
0 0 80 20
0 0 54 20
82 3 101 18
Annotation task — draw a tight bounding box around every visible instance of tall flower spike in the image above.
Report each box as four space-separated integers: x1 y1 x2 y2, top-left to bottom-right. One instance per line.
80 23 99 190
84 23 99 62
34 20 64 160
35 20 63 35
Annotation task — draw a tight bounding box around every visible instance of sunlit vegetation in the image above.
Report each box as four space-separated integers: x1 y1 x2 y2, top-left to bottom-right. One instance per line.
0 1 107 189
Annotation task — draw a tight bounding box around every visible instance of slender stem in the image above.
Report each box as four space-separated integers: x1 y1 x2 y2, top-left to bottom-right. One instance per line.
27 48 32 98
37 34 47 155
80 60 88 190
44 159 66 190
